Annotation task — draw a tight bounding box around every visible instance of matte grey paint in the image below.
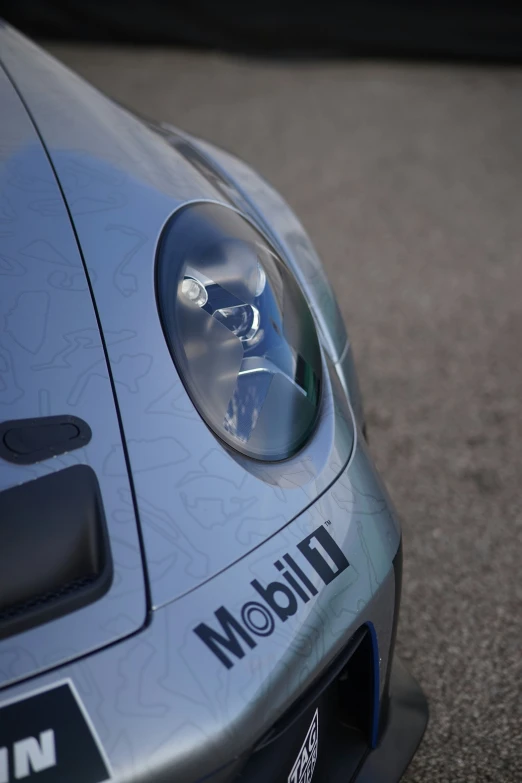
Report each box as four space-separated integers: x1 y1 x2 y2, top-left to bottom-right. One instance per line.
0 60 146 690
0 26 401 783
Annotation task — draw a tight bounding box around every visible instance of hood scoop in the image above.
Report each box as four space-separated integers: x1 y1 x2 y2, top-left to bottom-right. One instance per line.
0 466 112 640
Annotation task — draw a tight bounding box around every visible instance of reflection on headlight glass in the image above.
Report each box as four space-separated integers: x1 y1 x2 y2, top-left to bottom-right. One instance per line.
180 259 317 444
156 202 322 461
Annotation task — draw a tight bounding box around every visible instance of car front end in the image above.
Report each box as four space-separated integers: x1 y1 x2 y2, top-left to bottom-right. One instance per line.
0 24 427 783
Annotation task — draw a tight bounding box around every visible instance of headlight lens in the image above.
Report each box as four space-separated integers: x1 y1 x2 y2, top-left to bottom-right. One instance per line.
156 202 322 461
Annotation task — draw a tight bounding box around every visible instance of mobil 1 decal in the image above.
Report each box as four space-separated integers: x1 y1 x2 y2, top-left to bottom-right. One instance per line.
194 523 349 669
0 681 111 783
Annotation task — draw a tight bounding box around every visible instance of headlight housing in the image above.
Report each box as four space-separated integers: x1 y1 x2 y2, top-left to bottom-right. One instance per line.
156 202 322 461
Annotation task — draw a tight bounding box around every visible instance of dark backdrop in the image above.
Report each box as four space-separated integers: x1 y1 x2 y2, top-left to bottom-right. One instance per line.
4 1 522 61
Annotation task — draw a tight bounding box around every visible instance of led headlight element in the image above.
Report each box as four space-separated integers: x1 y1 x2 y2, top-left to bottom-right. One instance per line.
156 202 322 461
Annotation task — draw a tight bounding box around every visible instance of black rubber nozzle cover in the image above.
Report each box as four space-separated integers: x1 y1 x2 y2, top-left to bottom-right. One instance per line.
0 415 92 465
0 465 113 639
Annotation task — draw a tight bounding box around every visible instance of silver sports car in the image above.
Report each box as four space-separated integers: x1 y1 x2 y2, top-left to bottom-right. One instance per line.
0 23 428 783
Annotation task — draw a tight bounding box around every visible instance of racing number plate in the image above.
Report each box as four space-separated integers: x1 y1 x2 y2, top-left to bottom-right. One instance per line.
0 680 111 783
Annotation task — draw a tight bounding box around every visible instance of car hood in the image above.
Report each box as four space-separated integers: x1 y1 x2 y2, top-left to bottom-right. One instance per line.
0 42 148 687
0 26 354 611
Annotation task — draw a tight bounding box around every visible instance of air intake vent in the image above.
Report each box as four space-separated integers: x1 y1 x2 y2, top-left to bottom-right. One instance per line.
236 627 375 782
0 465 113 640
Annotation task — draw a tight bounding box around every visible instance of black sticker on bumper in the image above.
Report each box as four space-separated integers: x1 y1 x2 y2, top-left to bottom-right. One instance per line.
0 681 111 783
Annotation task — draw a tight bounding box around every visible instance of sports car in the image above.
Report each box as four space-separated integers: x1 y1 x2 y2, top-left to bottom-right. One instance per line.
0 24 428 783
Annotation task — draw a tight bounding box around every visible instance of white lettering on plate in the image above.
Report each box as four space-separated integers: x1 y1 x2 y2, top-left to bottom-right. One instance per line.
0 730 56 781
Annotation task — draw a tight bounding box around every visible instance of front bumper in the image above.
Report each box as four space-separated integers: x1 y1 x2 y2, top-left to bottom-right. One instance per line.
0 435 426 783
210 637 427 783
228 547 427 783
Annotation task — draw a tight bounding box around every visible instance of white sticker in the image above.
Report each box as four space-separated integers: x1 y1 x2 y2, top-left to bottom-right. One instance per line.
288 708 319 783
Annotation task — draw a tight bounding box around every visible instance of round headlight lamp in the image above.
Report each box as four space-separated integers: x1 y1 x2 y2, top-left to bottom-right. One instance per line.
156 202 322 461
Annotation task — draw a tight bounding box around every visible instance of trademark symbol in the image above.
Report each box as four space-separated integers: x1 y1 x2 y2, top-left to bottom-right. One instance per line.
324 520 331 527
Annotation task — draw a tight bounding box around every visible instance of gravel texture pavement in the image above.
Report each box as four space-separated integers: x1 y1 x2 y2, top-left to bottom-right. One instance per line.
45 43 522 782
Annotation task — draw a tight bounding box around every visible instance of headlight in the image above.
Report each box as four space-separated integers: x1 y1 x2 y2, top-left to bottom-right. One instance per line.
156 202 322 461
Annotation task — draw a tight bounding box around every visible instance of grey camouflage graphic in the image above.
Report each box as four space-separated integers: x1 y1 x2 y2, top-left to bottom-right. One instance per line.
0 24 425 783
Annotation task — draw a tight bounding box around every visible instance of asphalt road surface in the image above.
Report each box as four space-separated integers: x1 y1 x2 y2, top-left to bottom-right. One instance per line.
46 43 522 783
